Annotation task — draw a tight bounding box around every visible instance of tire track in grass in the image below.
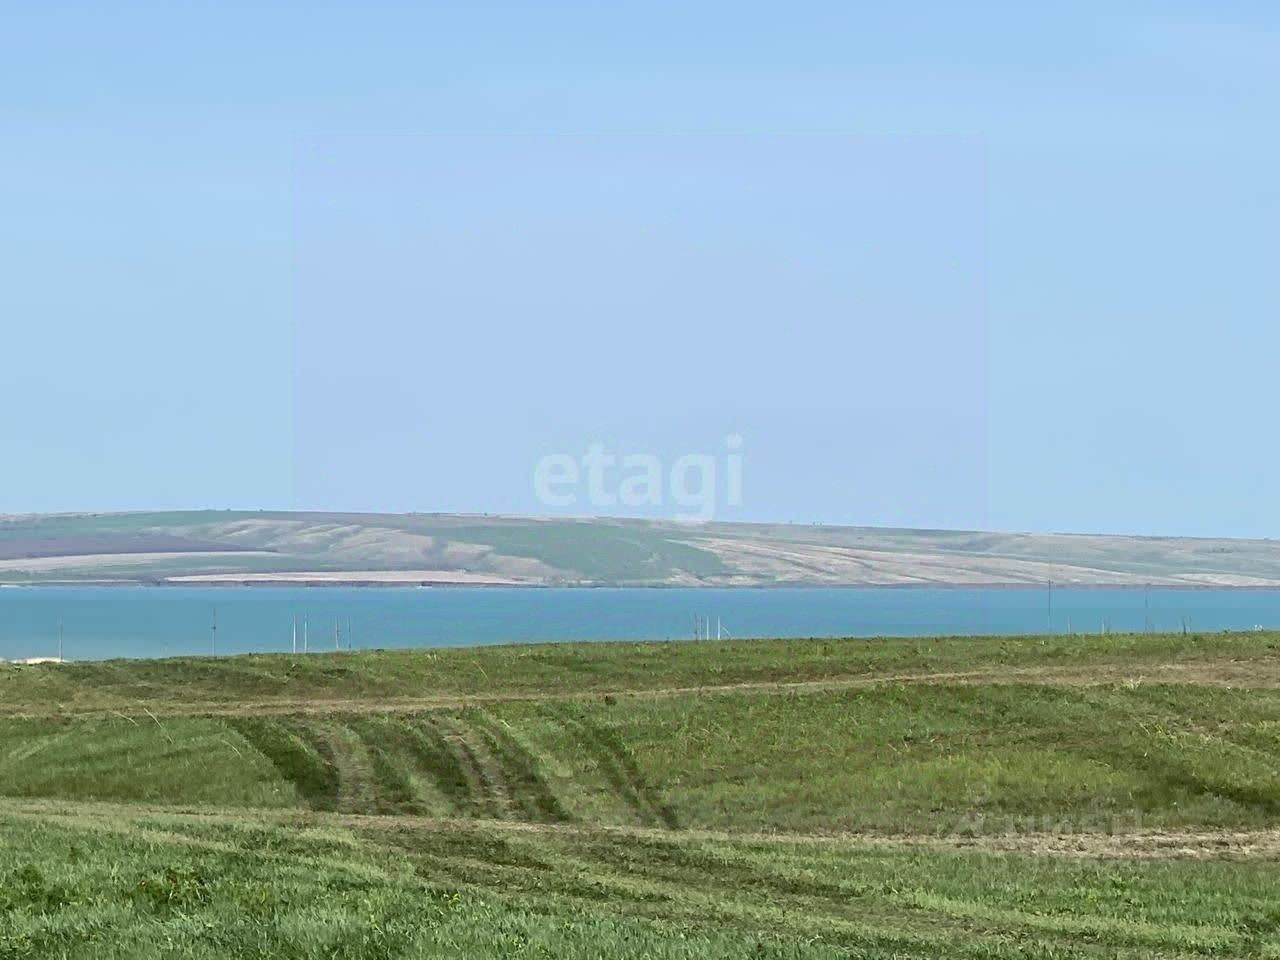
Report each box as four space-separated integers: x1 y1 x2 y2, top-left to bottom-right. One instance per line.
464 709 570 824
421 713 505 819
307 719 379 813
548 705 679 829
400 717 486 817
224 717 340 811
345 716 426 814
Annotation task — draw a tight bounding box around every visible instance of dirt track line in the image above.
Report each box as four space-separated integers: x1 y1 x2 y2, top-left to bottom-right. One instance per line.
7 659 1279 719
3 796 1278 861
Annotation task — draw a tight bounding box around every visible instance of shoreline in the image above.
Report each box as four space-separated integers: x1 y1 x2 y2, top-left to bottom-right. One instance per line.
4 579 1280 591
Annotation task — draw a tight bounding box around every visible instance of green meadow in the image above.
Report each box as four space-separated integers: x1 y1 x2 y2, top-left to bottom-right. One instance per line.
2 632 1279 957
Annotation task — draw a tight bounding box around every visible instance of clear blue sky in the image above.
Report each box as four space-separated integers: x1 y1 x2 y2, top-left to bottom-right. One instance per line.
3 3 1277 535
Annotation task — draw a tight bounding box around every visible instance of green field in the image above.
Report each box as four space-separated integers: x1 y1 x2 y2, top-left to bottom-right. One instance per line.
2 633 1280 957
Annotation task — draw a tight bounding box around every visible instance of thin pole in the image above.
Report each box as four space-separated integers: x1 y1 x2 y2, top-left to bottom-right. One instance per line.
304 614 309 653
211 606 217 656
292 617 298 655
58 616 64 662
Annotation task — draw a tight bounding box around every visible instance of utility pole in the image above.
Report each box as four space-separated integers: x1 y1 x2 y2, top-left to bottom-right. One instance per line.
1046 579 1053 634
211 606 217 656
303 614 309 653
292 617 298 655
57 616 64 662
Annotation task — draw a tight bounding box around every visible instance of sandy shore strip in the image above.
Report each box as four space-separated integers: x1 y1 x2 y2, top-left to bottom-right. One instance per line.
0 552 279 573
164 570 529 586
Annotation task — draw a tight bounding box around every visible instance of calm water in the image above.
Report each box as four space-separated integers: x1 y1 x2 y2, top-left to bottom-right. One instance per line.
2 585 1279 661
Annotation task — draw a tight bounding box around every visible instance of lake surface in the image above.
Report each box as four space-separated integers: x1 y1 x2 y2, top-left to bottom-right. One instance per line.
2 585 1280 661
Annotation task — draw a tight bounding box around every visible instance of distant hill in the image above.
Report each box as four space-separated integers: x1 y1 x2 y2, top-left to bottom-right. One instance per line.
2 511 1280 586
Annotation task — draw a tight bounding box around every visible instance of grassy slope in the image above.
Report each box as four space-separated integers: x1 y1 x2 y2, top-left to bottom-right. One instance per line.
3 807 1279 960
5 630 1278 713
4 682 1280 834
3 633 1280 958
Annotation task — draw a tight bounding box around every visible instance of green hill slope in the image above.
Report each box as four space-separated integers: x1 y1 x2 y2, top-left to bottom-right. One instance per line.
2 633 1280 956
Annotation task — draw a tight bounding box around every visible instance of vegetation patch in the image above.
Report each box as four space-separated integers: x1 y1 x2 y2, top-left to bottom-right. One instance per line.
2 632 1279 957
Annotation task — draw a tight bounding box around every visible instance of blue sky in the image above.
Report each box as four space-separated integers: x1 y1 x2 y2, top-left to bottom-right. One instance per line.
2 3 1277 535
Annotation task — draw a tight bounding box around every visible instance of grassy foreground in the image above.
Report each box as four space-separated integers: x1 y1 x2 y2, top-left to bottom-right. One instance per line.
2 632 1280 958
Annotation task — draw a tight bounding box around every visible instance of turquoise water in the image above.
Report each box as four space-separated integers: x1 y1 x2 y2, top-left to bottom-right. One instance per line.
2 585 1279 661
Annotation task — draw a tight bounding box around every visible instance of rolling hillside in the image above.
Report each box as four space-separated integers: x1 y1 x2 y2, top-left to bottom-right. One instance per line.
3 511 1280 586
2 632 1280 958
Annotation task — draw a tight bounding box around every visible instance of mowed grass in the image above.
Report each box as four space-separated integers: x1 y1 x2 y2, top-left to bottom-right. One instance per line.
2 629 1278 714
3 681 1280 834
1 807 1278 960
4 632 1280 958
0 718 294 808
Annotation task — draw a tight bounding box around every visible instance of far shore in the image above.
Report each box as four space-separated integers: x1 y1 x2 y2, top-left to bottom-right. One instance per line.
5 578 1280 591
